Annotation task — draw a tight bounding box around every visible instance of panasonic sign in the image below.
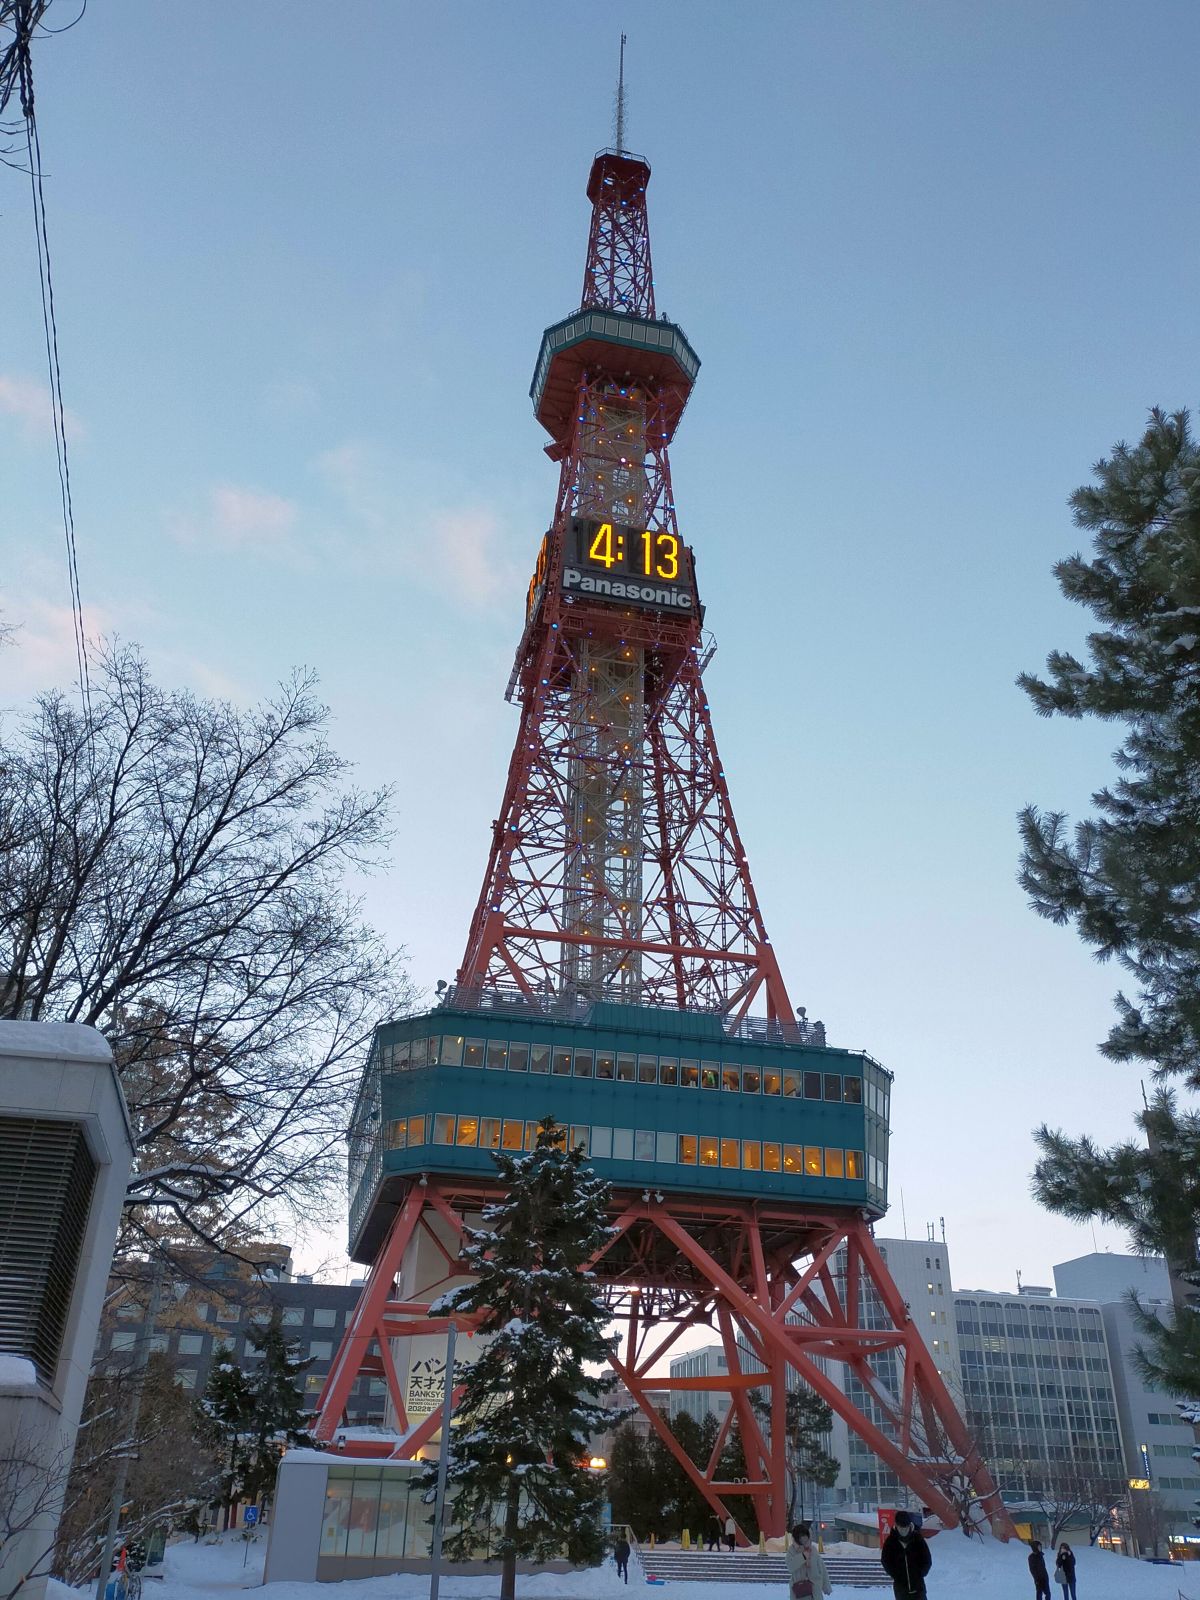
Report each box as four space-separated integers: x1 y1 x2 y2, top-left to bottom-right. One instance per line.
562 567 695 613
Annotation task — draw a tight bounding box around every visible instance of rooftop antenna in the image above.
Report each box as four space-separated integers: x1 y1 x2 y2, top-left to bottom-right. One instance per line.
614 33 628 153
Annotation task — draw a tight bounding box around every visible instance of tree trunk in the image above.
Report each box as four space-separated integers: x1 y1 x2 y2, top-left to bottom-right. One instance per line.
499 1475 520 1600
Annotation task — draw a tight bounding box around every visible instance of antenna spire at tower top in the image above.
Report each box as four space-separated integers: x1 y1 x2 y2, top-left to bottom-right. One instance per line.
614 33 627 153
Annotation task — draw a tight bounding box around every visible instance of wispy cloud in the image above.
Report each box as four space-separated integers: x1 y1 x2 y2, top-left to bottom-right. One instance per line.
314 440 520 611
172 483 298 552
0 372 84 442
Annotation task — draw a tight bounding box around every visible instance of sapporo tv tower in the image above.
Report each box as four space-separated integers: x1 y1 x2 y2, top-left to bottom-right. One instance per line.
315 84 1014 1540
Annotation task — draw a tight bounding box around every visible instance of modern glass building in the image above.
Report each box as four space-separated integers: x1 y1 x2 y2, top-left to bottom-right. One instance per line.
953 1291 1125 1502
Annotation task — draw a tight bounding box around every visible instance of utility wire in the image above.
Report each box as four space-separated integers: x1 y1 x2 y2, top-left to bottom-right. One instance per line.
10 0 92 719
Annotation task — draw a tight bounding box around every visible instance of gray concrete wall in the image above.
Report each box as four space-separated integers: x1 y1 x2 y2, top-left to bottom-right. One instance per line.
0 1022 134 1600
264 1458 327 1583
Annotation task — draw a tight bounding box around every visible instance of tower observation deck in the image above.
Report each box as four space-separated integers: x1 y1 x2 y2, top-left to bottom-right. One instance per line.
315 138 1014 1544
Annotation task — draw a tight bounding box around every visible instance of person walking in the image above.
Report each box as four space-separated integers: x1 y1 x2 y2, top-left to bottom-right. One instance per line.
724 1515 736 1553
1053 1543 1077 1600
706 1515 721 1552
881 1511 932 1600
787 1524 831 1599
613 1535 631 1584
1028 1540 1052 1600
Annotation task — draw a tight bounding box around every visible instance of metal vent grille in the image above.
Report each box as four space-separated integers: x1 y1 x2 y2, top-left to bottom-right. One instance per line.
0 1117 98 1385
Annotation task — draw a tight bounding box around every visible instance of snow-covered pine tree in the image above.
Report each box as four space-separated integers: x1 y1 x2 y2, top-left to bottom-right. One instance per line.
200 1350 254 1518
1020 408 1200 1396
241 1311 316 1503
433 1116 617 1600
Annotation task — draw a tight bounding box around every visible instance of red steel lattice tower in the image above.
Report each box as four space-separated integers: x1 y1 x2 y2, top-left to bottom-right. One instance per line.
459 144 792 1024
315 135 1016 1546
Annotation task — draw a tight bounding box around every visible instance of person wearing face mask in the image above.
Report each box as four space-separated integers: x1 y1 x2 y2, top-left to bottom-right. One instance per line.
881 1511 932 1600
787 1523 831 1600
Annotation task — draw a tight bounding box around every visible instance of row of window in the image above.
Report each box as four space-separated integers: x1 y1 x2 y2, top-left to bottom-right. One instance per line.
381 1035 883 1112
1158 1475 1200 1490
1148 1411 1188 1427
389 1111 876 1183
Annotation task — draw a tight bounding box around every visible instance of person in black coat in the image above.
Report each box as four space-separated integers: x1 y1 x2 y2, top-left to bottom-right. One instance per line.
613 1536 631 1584
1028 1540 1051 1600
881 1511 933 1600
1054 1543 1077 1600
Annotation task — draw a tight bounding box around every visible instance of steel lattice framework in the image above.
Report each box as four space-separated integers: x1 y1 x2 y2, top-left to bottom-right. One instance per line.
458 150 793 1023
315 141 1016 1545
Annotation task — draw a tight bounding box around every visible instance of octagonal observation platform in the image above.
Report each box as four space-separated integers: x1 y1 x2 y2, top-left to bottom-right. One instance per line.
347 997 891 1263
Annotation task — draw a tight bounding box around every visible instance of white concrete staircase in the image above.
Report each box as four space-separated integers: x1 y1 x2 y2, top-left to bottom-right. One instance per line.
633 1548 887 1587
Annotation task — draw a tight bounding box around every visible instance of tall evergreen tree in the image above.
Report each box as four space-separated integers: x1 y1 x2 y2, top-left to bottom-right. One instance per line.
242 1312 315 1502
201 1350 255 1515
434 1117 617 1600
1019 408 1200 1395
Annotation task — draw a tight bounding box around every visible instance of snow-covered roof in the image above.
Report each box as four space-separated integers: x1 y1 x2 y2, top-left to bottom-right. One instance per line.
0 1019 114 1062
0 1354 40 1390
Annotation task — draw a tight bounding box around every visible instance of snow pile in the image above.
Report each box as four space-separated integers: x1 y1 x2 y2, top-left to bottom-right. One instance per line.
43 1529 1200 1600
0 1354 39 1388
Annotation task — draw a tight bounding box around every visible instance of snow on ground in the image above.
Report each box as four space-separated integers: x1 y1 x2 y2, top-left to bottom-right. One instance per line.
44 1530 1200 1600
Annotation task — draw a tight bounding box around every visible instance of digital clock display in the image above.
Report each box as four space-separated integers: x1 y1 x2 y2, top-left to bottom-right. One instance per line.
561 516 696 615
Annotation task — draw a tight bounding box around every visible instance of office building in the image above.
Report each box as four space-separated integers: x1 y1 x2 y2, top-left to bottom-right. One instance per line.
1054 1252 1200 1536
96 1248 385 1427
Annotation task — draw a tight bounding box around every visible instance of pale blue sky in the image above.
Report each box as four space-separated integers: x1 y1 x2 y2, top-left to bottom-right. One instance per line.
4 2 1199 1288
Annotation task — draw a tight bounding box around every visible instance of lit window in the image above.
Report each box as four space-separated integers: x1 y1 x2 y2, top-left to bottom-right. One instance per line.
480 1117 502 1151
463 1038 484 1068
700 1061 720 1090
612 1128 634 1160
720 1137 740 1168
572 1125 590 1155
408 1114 426 1145
782 1071 801 1098
678 1134 698 1164
411 1037 429 1067
530 1045 550 1074
595 1052 615 1080
783 1144 802 1174
825 1149 844 1178
389 1119 408 1150
658 1057 678 1085
591 1126 612 1158
741 1067 761 1093
638 1056 658 1084
656 1131 676 1163
845 1150 863 1180
501 1119 523 1150
486 1040 508 1071
426 1036 441 1064
722 1066 740 1092
433 1114 454 1145
762 1143 781 1172
762 1069 781 1096
441 1035 464 1066
680 1059 699 1088
508 1042 529 1072
552 1049 573 1076
804 1147 823 1176
574 1050 594 1078
616 1053 636 1082
699 1136 719 1166
304 1373 324 1393
843 1076 862 1104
